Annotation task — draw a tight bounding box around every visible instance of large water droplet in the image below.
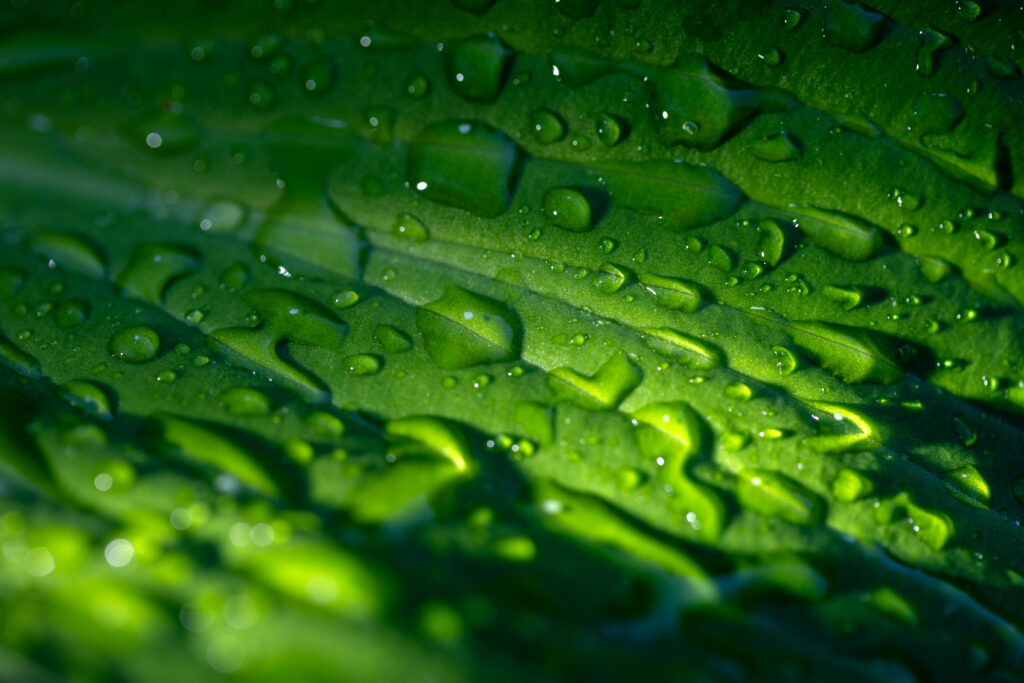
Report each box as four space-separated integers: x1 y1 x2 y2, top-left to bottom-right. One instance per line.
543 187 593 232
109 326 160 364
408 121 521 218
444 34 513 103
416 285 522 369
823 0 885 53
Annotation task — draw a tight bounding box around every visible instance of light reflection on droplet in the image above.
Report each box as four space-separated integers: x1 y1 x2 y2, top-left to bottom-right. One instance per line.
104 538 135 567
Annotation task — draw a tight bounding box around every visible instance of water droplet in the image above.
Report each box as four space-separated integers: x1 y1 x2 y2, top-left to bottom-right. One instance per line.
528 108 568 146
793 207 883 261
916 26 951 76
764 312 904 385
374 324 413 354
408 121 521 217
54 299 89 327
58 380 113 419
707 244 734 271
109 326 160 364
941 465 990 509
405 72 431 98
736 469 823 524
127 108 200 154
30 232 106 278
219 387 272 416
640 273 701 312
649 55 794 149
548 353 642 410
865 586 919 627
444 34 512 102
955 0 982 21
754 219 787 267
782 8 803 31
951 413 977 447
724 382 753 401
594 112 623 146
822 284 863 310
299 55 336 97
831 468 872 502
632 401 704 457
592 262 628 294
918 255 951 283
748 131 801 162
344 354 382 376
219 262 250 291
416 285 522 369
392 213 430 242
909 92 964 136
247 78 278 109
823 0 884 53
197 200 246 234
603 160 744 230
543 187 593 232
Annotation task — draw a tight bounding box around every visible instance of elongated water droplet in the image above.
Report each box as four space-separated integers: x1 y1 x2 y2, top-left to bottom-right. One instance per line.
219 387 272 416
941 465 990 509
30 232 106 278
641 327 721 370
57 380 113 419
793 207 883 261
736 469 824 524
748 131 801 162
640 273 702 312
